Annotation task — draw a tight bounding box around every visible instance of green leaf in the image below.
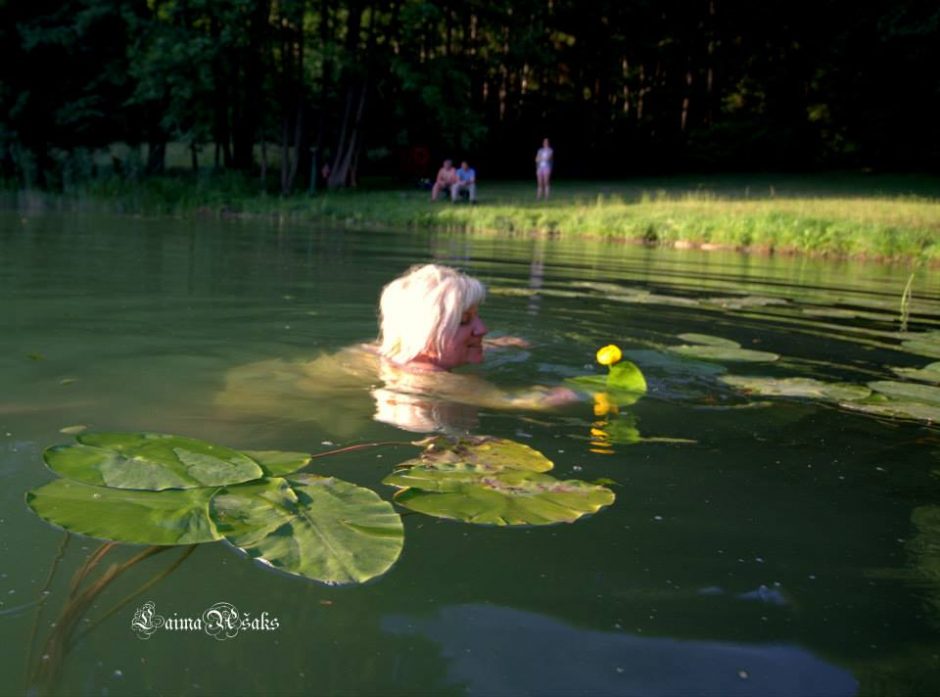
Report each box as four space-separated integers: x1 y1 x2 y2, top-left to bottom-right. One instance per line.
410 435 554 472
891 362 940 384
676 333 741 347
607 360 648 393
243 450 312 476
901 332 940 359
868 381 940 406
840 399 940 424
668 344 780 363
721 376 872 402
45 432 264 490
565 360 647 406
210 475 404 586
383 463 615 526
26 479 220 545
668 333 779 363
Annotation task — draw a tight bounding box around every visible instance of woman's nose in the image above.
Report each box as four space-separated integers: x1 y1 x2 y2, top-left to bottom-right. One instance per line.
472 317 488 335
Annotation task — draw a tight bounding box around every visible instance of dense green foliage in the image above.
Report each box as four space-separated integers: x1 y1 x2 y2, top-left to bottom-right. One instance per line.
2 1 938 193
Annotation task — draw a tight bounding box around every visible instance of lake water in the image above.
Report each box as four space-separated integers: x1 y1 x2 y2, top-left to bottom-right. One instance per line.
3 211 940 695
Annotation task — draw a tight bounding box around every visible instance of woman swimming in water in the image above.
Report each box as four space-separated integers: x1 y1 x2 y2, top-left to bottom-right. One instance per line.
217 264 576 435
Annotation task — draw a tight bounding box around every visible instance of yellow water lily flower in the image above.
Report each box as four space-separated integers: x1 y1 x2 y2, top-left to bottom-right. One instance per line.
596 344 623 366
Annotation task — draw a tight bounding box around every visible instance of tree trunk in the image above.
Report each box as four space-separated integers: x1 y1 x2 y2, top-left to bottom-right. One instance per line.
210 15 233 168
328 0 368 188
233 0 270 171
260 139 268 189
328 84 367 188
286 101 305 192
280 113 291 193
146 140 166 175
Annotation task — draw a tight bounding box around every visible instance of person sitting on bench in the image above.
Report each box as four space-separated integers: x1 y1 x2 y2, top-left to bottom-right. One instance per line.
431 159 457 201
450 161 477 203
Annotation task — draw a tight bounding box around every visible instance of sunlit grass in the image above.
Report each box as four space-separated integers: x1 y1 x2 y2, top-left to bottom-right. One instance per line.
12 172 940 262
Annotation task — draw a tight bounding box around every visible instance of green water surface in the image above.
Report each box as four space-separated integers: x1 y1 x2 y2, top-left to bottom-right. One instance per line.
3 211 940 696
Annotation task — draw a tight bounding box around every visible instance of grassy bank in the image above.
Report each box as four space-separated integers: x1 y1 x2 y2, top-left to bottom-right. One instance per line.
9 172 940 263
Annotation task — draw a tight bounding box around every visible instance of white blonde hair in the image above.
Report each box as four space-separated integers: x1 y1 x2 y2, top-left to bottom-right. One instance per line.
378 264 486 365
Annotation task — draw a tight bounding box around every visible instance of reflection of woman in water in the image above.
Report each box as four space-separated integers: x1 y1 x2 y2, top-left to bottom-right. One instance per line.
217 264 577 435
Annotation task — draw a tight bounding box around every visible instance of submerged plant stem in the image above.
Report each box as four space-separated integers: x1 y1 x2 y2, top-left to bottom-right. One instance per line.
73 544 198 644
900 272 915 332
24 533 71 691
28 545 171 694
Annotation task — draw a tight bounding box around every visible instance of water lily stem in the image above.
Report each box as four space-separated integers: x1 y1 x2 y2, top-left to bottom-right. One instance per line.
73 544 198 644
900 271 915 332
308 440 412 461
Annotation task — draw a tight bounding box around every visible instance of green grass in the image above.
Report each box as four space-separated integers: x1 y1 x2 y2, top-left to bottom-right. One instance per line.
10 171 940 263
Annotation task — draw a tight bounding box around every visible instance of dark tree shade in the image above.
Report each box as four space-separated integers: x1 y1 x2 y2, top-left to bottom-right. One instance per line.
1 0 937 189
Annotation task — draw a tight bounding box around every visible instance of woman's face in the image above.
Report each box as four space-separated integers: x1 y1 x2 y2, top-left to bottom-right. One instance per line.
435 305 488 369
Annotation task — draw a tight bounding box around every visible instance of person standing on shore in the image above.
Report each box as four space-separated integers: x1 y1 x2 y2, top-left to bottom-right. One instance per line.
535 138 553 200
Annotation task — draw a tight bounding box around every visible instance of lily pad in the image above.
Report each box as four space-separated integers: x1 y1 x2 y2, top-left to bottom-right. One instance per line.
26 479 221 545
211 474 403 585
44 432 265 491
839 399 940 424
668 334 779 363
383 463 615 526
721 376 872 402
607 360 648 392
409 435 554 473
868 381 940 406
891 362 940 385
668 344 780 363
677 333 741 348
901 332 940 359
243 450 312 476
566 359 647 404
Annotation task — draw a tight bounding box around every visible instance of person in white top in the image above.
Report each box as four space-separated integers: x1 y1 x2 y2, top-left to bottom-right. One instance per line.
535 137 553 200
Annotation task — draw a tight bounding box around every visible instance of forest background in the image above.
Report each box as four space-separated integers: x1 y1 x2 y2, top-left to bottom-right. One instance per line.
2 0 938 195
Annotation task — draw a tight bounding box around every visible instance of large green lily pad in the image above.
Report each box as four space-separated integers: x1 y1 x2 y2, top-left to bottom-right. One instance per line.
891 362 940 384
901 332 940 359
45 432 265 491
383 463 615 526
211 474 404 585
868 381 940 406
409 435 554 473
721 376 872 402
26 479 221 545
